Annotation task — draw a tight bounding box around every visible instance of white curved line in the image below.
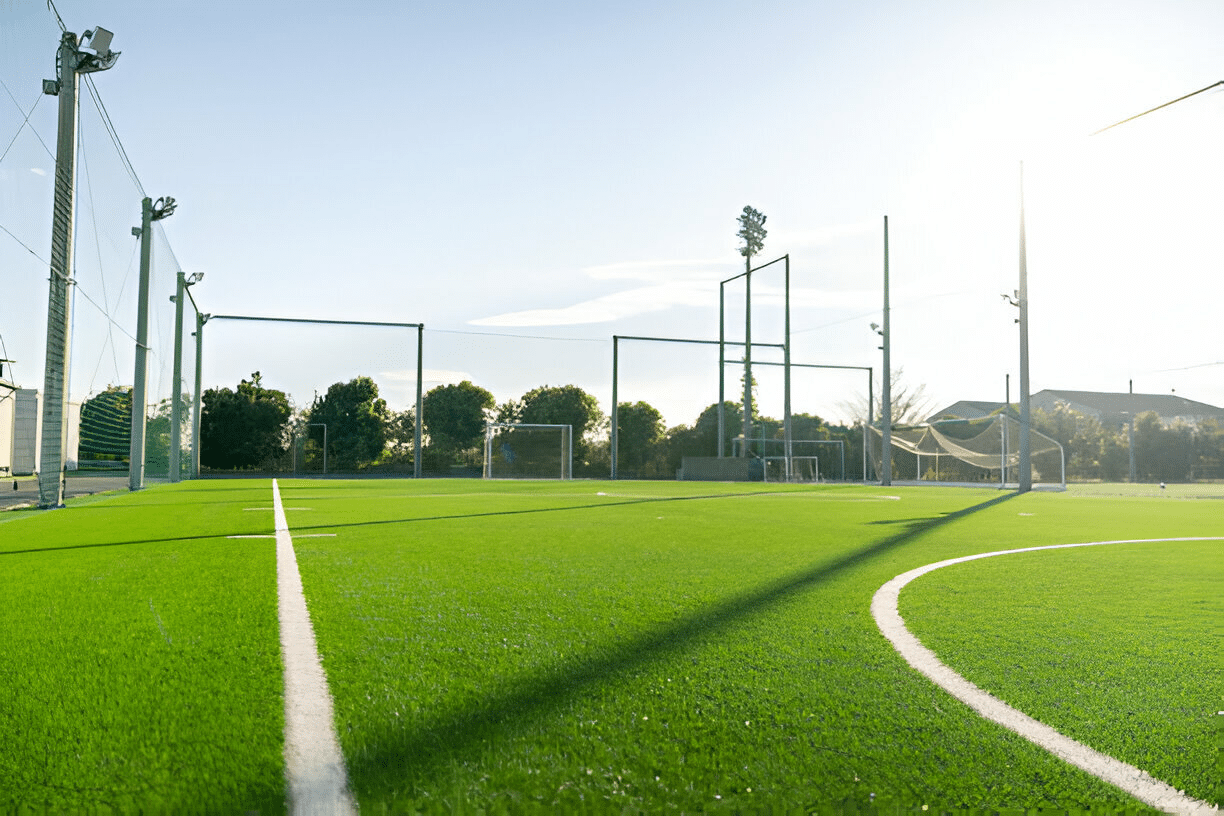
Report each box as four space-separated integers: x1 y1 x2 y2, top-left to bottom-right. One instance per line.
871 537 1222 815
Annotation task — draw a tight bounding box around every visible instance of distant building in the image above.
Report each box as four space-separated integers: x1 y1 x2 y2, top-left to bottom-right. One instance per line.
0 386 80 475
927 390 1224 429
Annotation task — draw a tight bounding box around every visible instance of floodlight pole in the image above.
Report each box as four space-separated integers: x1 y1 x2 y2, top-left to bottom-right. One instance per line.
742 253 753 458
128 197 155 491
1018 165 1032 493
170 271 186 482
880 216 892 486
38 29 119 508
129 196 174 491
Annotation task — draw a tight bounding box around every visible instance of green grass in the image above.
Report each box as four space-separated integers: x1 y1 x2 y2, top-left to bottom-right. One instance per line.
901 537 1222 805
279 479 1220 812
0 481 285 812
2 478 1218 813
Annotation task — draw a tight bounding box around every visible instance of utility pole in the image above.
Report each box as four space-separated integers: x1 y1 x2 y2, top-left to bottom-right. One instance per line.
129 196 175 491
38 27 119 509
880 216 892 486
1018 164 1032 493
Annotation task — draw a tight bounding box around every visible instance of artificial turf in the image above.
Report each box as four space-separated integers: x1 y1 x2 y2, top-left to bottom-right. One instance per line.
279 479 1220 812
0 482 285 812
1 479 1217 813
901 535 1222 806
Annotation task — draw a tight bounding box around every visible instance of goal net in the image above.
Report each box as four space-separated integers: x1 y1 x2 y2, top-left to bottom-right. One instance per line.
869 414 1065 486
484 423 573 480
764 455 820 483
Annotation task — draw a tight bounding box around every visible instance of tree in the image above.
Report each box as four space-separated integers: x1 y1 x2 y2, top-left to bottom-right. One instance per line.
307 376 391 471
79 385 132 460
423 380 495 452
616 400 665 475
519 384 605 463
839 367 932 428
201 372 292 470
383 409 416 465
665 401 742 473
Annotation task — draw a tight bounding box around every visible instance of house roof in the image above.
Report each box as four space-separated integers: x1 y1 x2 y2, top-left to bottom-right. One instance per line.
1034 390 1224 419
926 390 1224 425
926 400 1003 422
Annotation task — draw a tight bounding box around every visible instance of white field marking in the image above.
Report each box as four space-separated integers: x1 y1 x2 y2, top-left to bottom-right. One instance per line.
872 537 1223 816
272 480 357 815
227 534 337 539
246 507 313 511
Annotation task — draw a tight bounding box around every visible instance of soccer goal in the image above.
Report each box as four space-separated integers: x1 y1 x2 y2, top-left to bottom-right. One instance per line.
764 455 820 483
484 423 573 480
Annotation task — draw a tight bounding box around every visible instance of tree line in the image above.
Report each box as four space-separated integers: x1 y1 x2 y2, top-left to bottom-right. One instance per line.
146 372 858 478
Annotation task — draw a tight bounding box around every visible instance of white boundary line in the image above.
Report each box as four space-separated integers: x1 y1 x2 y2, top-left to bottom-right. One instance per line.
273 479 358 815
871 537 1222 815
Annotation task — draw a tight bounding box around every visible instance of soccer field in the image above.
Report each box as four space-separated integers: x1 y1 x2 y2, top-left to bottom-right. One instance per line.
0 479 1219 813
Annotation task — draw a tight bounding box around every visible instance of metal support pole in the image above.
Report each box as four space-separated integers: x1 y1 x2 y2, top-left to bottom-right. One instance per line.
783 255 792 480
718 285 725 458
129 196 154 491
414 325 423 478
866 369 873 482
1018 164 1032 493
37 32 83 509
742 257 752 458
169 272 185 482
881 216 892 486
611 337 619 479
192 313 206 477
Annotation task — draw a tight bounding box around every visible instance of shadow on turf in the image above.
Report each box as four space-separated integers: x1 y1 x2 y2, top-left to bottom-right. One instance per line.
342 489 1019 801
284 489 838 535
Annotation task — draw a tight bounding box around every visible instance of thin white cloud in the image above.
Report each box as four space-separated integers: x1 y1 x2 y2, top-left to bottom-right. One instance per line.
582 258 734 282
29 168 46 176
379 368 473 386
471 282 714 327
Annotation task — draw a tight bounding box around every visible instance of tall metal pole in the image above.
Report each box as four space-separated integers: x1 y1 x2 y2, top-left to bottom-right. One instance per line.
37 32 83 508
783 255 792 480
611 336 619 479
742 255 752 458
414 325 423 478
880 216 892 486
865 369 873 482
169 271 186 482
1018 164 1032 493
129 197 154 491
718 285 725 458
192 313 207 478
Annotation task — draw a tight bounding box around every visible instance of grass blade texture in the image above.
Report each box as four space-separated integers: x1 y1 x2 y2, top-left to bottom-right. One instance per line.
0 482 285 812
282 479 1219 812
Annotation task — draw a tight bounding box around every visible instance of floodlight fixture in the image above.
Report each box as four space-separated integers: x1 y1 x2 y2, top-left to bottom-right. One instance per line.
186 272 204 285
82 27 114 56
76 27 120 73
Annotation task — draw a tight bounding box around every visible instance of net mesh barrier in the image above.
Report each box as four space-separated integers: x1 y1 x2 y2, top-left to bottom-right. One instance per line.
869 415 1064 484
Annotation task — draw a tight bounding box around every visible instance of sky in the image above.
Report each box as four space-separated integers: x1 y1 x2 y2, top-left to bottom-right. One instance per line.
2 0 1223 431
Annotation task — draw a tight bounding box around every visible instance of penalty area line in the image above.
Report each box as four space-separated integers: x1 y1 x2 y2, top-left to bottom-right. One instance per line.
272 479 356 814
872 537 1222 816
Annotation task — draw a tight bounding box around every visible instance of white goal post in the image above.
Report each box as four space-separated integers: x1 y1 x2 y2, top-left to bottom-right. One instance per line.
484 423 574 480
